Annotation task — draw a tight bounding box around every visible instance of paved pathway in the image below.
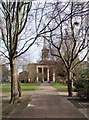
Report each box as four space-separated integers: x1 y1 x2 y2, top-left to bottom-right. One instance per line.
8 83 88 119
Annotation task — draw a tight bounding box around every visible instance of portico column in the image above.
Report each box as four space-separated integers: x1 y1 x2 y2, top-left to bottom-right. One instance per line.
42 66 44 82
47 68 49 82
36 66 38 82
53 69 55 82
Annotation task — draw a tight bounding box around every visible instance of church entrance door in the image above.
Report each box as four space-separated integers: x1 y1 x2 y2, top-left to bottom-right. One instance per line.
43 67 47 82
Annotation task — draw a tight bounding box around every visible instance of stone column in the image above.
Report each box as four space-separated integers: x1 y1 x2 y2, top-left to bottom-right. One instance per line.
47 67 49 82
36 66 38 82
42 66 44 82
53 69 55 82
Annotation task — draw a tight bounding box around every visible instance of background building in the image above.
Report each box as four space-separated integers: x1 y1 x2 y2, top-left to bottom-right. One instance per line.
19 71 29 83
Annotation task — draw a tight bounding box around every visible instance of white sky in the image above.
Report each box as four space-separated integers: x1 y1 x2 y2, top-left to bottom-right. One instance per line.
0 0 88 69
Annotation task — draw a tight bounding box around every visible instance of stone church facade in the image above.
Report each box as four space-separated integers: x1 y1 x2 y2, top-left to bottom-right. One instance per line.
28 36 56 83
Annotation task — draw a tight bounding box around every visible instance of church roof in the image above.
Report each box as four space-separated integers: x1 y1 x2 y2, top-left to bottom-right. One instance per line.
38 59 57 65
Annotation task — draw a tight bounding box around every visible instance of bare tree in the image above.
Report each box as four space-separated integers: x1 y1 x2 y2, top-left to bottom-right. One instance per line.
0 1 72 103
48 2 89 96
0 1 33 103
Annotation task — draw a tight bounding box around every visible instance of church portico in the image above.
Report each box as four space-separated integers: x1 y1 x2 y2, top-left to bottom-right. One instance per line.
36 65 53 82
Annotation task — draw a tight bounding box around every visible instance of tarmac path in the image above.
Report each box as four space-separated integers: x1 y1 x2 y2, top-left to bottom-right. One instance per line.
7 83 88 120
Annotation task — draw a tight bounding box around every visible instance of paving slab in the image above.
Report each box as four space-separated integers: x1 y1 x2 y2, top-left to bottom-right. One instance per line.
7 83 88 119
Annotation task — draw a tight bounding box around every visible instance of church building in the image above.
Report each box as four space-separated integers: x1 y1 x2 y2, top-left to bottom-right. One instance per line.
28 35 56 83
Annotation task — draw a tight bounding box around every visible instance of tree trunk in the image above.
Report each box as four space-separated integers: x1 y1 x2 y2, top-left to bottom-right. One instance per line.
18 79 21 97
10 58 19 104
67 70 72 97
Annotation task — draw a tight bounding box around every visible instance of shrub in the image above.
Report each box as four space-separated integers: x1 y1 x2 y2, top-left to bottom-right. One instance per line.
74 69 89 100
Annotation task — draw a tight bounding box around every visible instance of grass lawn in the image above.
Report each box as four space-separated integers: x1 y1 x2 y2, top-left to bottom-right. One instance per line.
1 83 40 92
52 83 68 91
21 83 40 91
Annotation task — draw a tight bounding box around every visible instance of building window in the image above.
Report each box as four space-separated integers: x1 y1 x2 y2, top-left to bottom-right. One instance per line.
38 68 42 73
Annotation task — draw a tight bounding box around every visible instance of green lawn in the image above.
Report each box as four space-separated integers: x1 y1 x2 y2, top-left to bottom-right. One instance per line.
1 83 40 92
52 83 67 91
21 83 39 91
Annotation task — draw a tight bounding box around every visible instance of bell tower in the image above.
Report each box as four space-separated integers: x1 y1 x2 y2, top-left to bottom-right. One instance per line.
42 32 49 60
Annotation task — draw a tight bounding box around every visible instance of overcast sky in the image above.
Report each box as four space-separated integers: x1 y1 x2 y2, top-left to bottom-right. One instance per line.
0 0 88 70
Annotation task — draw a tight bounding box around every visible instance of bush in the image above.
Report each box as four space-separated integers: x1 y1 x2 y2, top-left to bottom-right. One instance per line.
74 70 89 100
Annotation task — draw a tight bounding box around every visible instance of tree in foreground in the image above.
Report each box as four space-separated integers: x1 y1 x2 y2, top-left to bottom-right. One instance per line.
0 1 33 103
48 2 89 96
